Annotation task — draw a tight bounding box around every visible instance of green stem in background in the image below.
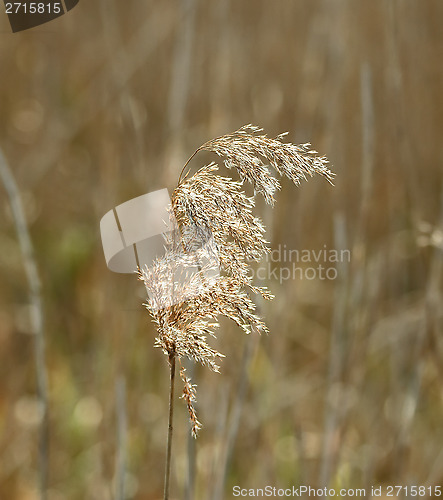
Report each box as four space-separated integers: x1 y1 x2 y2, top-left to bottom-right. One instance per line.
0 150 49 500
164 351 176 500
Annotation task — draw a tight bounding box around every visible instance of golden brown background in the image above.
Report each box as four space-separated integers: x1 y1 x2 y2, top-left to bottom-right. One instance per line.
0 1 442 498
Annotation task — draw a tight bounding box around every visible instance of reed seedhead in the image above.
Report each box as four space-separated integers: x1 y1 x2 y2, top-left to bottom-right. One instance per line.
139 125 334 437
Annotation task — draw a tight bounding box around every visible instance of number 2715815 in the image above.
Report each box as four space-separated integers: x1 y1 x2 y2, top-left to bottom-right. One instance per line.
386 485 441 496
5 3 62 14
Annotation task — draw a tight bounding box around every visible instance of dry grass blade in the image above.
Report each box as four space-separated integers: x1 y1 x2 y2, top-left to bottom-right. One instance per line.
180 367 202 438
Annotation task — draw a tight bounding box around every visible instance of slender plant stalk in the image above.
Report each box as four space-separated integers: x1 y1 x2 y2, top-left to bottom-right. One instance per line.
164 351 176 500
115 376 127 500
185 362 196 500
177 133 225 184
0 150 49 500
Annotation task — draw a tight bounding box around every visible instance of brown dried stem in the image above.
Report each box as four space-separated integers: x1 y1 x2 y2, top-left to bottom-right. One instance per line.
164 351 176 500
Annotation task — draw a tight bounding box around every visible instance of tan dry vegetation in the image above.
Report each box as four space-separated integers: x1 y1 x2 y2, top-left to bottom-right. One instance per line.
0 1 442 499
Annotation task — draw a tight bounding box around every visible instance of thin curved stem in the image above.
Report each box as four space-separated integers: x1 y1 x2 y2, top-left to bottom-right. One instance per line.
177 133 225 186
164 351 176 500
178 148 201 186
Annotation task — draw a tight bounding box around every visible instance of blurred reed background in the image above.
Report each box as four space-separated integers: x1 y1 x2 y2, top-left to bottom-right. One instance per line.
0 0 442 499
